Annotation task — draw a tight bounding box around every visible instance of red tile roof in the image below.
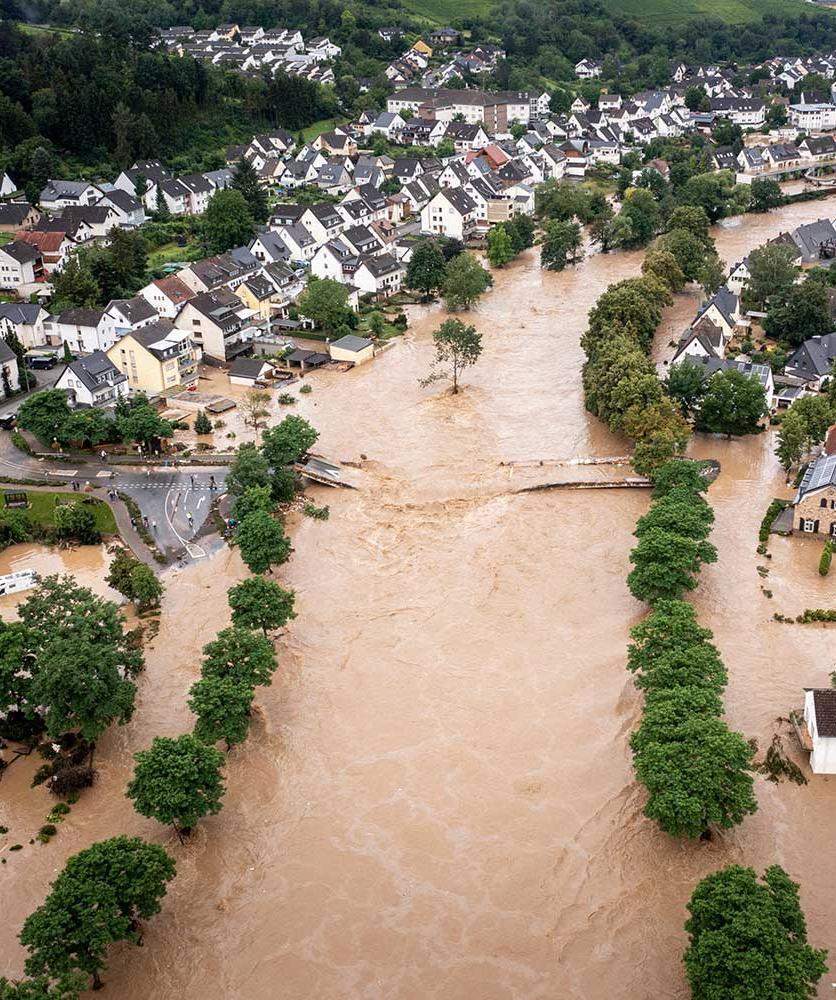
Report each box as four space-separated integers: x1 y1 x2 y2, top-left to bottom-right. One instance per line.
15 230 67 252
153 275 194 304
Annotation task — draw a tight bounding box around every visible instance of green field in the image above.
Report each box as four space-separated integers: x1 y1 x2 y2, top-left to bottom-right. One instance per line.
598 0 825 24
0 492 117 534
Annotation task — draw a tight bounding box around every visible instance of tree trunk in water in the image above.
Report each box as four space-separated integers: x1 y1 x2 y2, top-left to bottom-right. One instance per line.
92 971 104 991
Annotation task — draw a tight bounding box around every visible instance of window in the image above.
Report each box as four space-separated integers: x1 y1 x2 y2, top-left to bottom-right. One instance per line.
821 498 828 508
803 519 817 533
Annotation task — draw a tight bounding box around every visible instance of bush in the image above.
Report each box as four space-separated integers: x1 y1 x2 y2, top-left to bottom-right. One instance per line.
796 608 836 623
11 430 32 454
819 541 832 577
302 502 330 520
759 499 791 544
277 393 297 405
194 410 213 435
299 383 313 394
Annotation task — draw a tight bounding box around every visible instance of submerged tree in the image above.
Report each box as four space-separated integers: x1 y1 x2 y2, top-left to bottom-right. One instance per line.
420 318 483 394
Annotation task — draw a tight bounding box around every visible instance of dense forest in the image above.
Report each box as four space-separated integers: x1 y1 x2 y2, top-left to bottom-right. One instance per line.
0 20 336 185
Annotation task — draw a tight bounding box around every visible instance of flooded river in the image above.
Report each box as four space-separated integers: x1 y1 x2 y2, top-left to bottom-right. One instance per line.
3 200 836 998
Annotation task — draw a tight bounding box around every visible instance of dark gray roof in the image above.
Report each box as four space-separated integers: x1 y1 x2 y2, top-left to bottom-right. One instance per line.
812 688 836 737
0 338 15 364
108 296 158 325
787 334 836 379
0 303 45 325
58 308 103 327
331 334 372 352
792 218 836 260
359 253 403 277
1 240 40 264
797 454 836 500
62 350 126 391
229 357 271 378
0 202 36 225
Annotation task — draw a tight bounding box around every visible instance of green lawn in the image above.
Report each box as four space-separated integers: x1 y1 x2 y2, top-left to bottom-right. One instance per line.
0 491 117 534
0 232 14 246
147 241 202 270
598 0 826 24
301 118 350 142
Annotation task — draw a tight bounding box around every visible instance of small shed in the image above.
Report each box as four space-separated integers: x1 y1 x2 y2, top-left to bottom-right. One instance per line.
330 334 374 366
286 349 329 371
228 357 274 387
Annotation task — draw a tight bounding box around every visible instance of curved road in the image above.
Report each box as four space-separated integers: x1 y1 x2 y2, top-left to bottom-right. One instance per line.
0 433 227 559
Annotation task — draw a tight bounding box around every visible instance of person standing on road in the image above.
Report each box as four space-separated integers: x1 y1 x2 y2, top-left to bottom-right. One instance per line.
152 521 157 533
100 450 107 462
209 475 216 490
190 474 195 488
187 511 194 529
143 516 149 529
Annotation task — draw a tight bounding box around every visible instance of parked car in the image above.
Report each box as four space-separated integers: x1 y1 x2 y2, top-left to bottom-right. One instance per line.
0 413 17 429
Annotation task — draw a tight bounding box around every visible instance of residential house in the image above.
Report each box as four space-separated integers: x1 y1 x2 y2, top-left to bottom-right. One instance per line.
789 92 836 131
108 321 199 396
353 253 405 298
709 96 766 127
0 241 44 290
300 203 345 245
54 351 128 407
793 454 836 536
798 135 836 161
785 333 836 388
0 172 18 197
574 58 602 79
792 218 836 262
51 309 116 354
138 275 195 319
0 338 19 393
39 180 103 211
443 121 489 153
96 189 146 228
249 230 291 265
802 688 836 773
0 203 41 233
687 355 774 403
106 296 160 337
671 316 729 364
0 303 50 349
175 287 255 361
370 112 407 141
420 187 477 239
691 286 740 342
14 230 74 274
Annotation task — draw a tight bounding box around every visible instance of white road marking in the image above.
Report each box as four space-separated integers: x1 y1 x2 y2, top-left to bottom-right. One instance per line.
196 496 205 509
164 484 204 560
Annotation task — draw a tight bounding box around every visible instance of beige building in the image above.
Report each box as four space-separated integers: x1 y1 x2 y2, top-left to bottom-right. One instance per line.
794 454 836 537
330 334 374 366
107 320 199 398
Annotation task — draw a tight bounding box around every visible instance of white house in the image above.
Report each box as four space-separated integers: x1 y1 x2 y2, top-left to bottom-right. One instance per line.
420 188 477 240
803 688 836 773
353 253 405 298
51 309 117 355
0 241 44 291
54 351 129 408
0 303 50 349
574 58 602 79
39 179 103 210
138 275 195 319
0 172 17 197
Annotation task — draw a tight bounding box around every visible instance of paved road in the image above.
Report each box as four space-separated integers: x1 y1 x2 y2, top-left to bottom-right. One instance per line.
0 367 62 418
0 435 227 558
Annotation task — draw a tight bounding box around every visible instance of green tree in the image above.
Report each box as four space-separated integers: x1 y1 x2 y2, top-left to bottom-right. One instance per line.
790 394 836 450
540 220 583 271
742 243 798 311
696 369 768 436
261 415 318 468
442 251 492 310
628 527 717 604
618 188 661 247
129 563 164 609
0 972 86 1000
18 576 139 741
232 484 274 522
651 460 708 497
749 177 784 213
635 486 714 542
231 157 269 224
678 170 748 222
228 577 296 636
201 189 255 255
420 318 483 394
776 407 811 471
684 866 827 999
54 503 99 545
17 389 71 445
642 249 685 292
116 396 172 449
236 510 291 574
665 361 709 417
194 410 212 435
127 734 225 838
632 712 757 837
297 276 350 332
658 227 708 282
405 240 447 299
20 837 175 990
684 86 709 111
188 674 254 750
764 280 832 346
505 214 535 253
486 225 514 267
666 205 712 248
201 626 277 688
227 443 271 496
49 258 100 312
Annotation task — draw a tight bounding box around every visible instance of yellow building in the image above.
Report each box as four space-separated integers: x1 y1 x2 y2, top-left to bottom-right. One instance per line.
107 320 199 398
234 265 299 321
412 39 433 56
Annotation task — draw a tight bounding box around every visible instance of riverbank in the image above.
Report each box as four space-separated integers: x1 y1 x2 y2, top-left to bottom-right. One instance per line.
2 199 836 999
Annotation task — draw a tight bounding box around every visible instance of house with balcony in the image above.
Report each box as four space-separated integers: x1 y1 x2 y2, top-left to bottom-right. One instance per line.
175 287 255 361
50 308 118 354
138 275 195 319
108 320 199 397
0 241 44 291
54 351 129 408
0 303 50 349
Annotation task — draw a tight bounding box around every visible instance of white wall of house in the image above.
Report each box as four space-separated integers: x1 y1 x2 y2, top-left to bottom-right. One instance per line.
805 690 836 773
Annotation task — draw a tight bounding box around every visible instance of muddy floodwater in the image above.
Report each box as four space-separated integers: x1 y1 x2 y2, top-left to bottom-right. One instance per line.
3 200 836 999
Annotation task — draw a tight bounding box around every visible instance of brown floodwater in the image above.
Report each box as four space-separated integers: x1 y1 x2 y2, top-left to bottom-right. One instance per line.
3 200 836 999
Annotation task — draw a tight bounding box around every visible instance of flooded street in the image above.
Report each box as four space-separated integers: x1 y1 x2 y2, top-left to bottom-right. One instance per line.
3 199 836 998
